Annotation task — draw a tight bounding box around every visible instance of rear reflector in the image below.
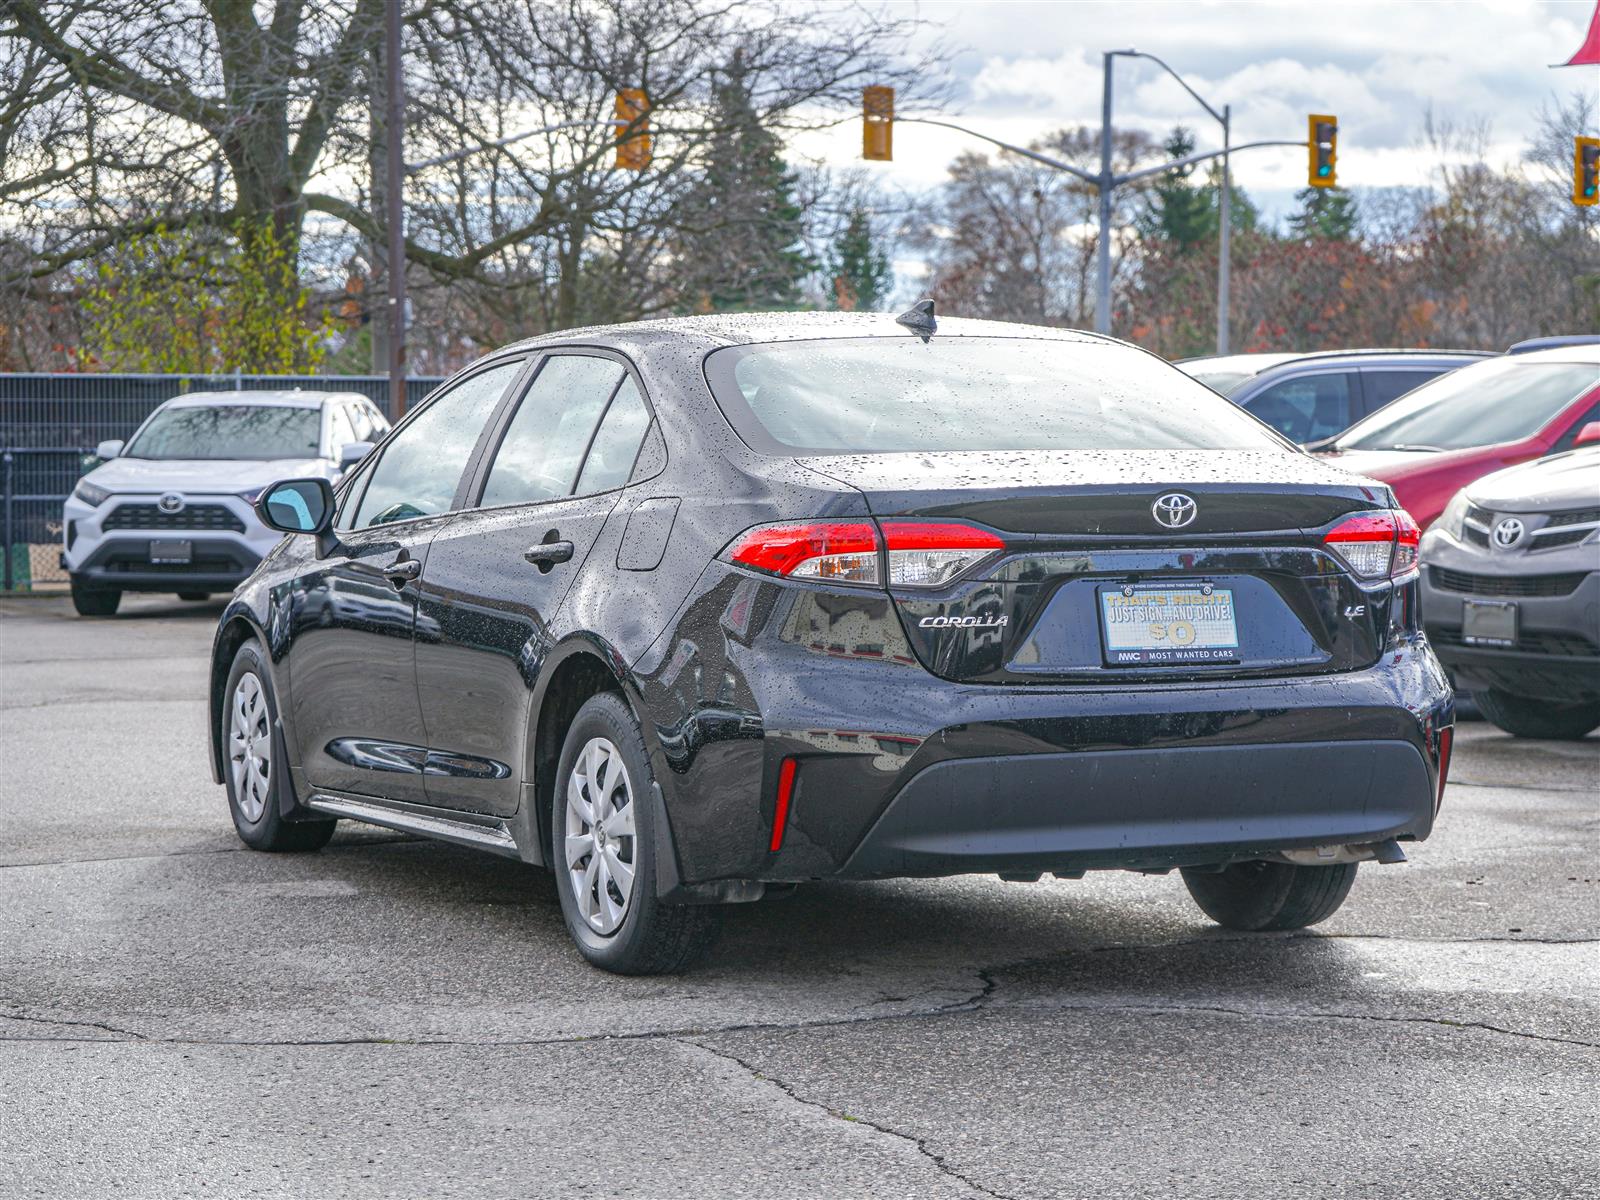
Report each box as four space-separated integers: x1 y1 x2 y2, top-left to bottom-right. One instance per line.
769 758 798 852
1324 509 1420 580
722 520 1005 589
1436 725 1453 812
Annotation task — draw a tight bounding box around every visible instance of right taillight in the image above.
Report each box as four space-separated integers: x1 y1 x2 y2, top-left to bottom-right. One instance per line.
1324 509 1420 580
880 520 1005 588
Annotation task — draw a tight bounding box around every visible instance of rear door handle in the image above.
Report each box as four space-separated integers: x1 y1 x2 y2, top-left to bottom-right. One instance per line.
524 541 575 569
383 557 422 587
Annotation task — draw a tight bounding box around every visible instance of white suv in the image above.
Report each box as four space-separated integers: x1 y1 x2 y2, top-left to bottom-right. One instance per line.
62 390 390 616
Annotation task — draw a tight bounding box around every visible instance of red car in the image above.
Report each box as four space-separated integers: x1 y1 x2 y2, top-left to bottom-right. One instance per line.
1317 347 1600 526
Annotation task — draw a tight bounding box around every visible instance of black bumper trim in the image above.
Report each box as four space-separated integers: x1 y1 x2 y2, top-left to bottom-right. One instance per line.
72 536 261 592
839 739 1434 877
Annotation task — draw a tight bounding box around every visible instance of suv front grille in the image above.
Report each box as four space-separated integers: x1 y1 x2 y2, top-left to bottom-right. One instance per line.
1429 567 1590 598
103 503 245 533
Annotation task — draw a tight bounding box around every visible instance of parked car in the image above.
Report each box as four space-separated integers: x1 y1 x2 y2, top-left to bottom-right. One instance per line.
1507 335 1600 354
209 312 1454 974
1315 346 1600 527
1422 449 1600 739
63 390 390 616
1174 352 1303 395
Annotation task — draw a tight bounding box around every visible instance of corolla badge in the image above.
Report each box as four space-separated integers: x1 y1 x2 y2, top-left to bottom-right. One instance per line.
1491 517 1524 548
1151 493 1198 529
157 492 186 514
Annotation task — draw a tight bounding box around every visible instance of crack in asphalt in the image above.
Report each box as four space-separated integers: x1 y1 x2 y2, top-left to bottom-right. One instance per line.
676 1038 1017 1200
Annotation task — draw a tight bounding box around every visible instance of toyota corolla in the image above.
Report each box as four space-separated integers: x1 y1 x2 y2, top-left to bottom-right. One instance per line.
209 311 1453 974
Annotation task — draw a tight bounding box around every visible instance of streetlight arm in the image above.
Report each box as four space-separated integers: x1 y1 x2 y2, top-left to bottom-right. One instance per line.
1113 139 1305 187
1111 50 1226 126
896 116 1102 185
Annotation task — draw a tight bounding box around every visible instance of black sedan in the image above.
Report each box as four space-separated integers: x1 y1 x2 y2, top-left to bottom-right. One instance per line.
210 310 1454 973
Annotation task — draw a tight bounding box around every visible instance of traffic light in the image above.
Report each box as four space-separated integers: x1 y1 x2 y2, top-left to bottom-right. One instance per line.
1576 136 1600 206
863 85 894 161
1308 114 1337 188
615 88 651 171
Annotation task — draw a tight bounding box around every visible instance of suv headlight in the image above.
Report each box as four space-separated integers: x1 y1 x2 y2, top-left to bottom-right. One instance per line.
72 480 111 507
1436 491 1469 541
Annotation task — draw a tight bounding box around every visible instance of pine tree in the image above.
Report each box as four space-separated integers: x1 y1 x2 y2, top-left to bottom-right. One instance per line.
1142 128 1216 250
1288 186 1359 240
675 54 814 312
827 209 892 311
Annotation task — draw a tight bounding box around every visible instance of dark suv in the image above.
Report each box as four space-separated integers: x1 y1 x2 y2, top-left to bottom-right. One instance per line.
212 313 1454 973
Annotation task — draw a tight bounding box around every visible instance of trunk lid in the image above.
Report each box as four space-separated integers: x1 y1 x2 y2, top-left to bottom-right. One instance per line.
799 449 1400 684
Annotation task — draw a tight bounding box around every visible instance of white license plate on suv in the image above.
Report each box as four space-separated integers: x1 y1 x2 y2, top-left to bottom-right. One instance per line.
1462 599 1516 647
1100 584 1239 665
148 538 193 564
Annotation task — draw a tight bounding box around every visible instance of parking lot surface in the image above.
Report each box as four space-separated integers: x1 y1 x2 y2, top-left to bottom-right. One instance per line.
2 594 1596 1198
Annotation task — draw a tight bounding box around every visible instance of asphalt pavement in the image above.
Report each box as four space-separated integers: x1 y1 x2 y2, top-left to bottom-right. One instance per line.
2 593 1596 1199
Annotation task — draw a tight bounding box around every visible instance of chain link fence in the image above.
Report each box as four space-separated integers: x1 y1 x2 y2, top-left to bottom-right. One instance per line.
1 373 443 591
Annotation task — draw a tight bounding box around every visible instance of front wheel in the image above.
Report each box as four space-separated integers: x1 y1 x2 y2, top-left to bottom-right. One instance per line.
552 692 719 974
222 640 336 852
1473 688 1600 740
1181 860 1358 931
70 575 120 616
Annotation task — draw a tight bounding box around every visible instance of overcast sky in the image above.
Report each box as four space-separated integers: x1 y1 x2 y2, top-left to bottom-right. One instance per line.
791 0 1599 224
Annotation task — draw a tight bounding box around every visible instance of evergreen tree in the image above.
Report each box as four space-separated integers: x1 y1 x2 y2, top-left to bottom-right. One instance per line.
827 208 893 311
1142 128 1216 250
1288 186 1359 240
675 54 814 312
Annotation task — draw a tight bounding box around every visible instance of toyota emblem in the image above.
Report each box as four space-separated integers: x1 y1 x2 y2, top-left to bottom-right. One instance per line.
1152 493 1198 530
1491 516 1524 548
158 492 185 514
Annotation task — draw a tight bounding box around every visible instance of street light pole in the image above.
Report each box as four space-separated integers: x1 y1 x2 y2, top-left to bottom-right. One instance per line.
1217 104 1231 356
384 2 407 418
1095 52 1115 335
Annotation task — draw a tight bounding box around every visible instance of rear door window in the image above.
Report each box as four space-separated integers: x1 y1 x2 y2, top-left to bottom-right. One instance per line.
480 355 627 508
1241 373 1354 443
574 378 652 496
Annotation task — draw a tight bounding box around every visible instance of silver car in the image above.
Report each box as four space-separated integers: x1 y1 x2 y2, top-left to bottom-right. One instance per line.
1421 447 1600 739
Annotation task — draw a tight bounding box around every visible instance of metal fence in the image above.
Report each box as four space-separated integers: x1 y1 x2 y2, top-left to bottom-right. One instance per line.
1 372 444 591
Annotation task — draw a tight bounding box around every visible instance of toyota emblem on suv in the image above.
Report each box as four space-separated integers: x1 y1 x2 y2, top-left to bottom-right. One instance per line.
1152 493 1198 529
158 492 185 514
1492 516 1524 548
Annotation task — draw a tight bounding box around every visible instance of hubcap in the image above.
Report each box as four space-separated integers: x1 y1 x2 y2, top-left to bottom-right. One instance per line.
564 737 637 936
228 671 272 823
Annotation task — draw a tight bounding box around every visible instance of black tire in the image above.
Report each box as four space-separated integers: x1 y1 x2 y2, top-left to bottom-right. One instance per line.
1473 688 1600 740
222 640 337 852
1181 860 1358 931
70 576 120 617
551 692 720 974
177 591 212 602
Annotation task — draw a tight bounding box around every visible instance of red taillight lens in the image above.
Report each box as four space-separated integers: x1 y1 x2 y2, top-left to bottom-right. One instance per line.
723 521 880 585
722 519 1006 589
880 520 1005 588
1324 509 1419 580
1436 725 1453 812
769 757 798 852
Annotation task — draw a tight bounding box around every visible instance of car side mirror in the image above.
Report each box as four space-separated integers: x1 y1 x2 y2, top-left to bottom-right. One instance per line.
1573 421 1600 449
95 439 124 460
255 478 335 536
339 441 375 471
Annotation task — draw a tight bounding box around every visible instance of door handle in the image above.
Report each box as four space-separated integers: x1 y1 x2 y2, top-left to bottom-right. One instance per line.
383 556 421 587
524 540 575 569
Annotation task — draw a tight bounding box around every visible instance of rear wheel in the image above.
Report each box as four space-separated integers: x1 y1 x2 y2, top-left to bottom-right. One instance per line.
1473 688 1600 740
552 692 719 974
70 575 120 616
1181 860 1358 931
223 640 336 852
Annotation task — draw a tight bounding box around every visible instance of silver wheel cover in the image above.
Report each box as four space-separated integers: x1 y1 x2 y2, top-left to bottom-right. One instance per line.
564 737 637 936
228 671 272 823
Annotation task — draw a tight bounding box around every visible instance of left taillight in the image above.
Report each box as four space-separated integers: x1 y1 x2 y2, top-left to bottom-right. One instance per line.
1324 509 1421 580
721 519 1005 589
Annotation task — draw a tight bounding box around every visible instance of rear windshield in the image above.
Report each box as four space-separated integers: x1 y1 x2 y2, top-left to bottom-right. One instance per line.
1334 359 1598 452
704 338 1287 454
126 404 322 460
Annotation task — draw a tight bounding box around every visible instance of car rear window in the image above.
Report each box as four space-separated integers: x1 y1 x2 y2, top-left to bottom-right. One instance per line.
1335 359 1598 451
704 338 1285 454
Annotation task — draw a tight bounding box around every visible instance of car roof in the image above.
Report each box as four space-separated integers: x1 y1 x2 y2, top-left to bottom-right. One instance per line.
160 390 354 409
1507 335 1600 354
1258 348 1491 368
1498 344 1600 366
499 311 1114 355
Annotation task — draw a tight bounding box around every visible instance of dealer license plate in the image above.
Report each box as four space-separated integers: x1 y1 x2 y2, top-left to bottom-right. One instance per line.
1100 584 1239 665
1462 599 1516 647
148 538 192 564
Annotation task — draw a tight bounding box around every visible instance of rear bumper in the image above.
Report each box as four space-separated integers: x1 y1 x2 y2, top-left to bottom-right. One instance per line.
839 738 1432 877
